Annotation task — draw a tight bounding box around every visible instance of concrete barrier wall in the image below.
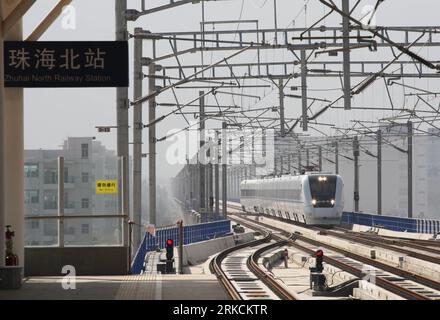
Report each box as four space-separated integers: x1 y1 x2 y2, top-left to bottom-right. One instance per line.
25 247 129 276
234 232 254 243
182 235 236 266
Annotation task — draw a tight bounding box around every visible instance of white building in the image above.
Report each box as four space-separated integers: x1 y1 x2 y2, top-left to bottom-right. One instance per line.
24 137 120 246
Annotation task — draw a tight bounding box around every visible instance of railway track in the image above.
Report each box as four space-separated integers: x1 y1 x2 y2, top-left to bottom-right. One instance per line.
347 231 440 256
404 239 440 248
210 230 298 300
247 240 300 300
229 202 440 264
315 227 440 265
229 212 440 300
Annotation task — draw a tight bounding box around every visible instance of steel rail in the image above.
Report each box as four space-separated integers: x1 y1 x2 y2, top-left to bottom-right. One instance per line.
333 227 440 257
247 240 298 300
209 231 271 300
228 211 439 300
314 227 440 265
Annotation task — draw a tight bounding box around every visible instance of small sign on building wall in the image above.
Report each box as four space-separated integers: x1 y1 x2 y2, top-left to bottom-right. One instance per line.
96 180 118 194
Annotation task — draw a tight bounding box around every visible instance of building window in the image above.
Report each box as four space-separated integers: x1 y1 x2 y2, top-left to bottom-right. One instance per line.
31 220 39 230
81 198 89 209
64 167 70 182
24 163 39 178
43 191 57 210
81 143 89 159
24 190 39 204
81 172 89 183
81 224 90 234
44 170 57 184
64 192 75 209
43 220 56 236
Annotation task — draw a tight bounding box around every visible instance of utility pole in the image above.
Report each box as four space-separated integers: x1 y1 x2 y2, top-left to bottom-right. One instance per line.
178 220 183 274
148 63 157 225
335 141 339 174
298 147 302 174
377 130 382 215
300 50 308 131
407 121 413 218
222 122 228 218
229 171 232 204
262 129 266 158
232 167 236 199
58 157 64 248
186 158 190 209
121 156 129 267
318 146 322 172
278 155 281 175
288 154 292 174
207 138 213 220
228 137 233 166
278 79 285 136
353 136 360 212
240 135 244 165
199 91 206 216
195 156 200 211
186 161 190 208
116 0 130 217
251 131 256 177
187 161 191 209
306 148 310 168
192 163 196 209
132 28 143 248
342 0 352 110
280 155 284 175
273 0 278 45
215 131 220 217
0 5 5 268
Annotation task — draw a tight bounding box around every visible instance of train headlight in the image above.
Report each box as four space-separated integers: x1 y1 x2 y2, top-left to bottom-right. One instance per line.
318 176 327 182
312 199 317 206
331 199 335 205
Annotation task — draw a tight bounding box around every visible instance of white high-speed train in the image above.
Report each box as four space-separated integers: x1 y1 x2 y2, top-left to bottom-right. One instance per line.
240 173 344 226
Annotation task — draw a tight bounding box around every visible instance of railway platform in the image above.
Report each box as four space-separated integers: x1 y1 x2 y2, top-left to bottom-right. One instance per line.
0 250 229 300
0 274 229 300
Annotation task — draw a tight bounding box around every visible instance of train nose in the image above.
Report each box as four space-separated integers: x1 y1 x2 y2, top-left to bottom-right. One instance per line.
308 206 341 219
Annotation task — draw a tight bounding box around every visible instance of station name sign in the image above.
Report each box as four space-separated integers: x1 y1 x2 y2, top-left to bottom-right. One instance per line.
4 41 128 88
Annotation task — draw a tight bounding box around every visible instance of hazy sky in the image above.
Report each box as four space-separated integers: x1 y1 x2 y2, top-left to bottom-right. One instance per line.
22 0 440 183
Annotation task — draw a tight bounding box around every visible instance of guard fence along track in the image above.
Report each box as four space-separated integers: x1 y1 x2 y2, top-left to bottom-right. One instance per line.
229 212 440 300
317 227 440 265
210 231 297 300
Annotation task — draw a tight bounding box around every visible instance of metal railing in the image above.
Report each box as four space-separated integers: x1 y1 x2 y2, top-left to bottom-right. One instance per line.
131 219 231 274
342 211 440 234
24 214 128 247
44 176 75 184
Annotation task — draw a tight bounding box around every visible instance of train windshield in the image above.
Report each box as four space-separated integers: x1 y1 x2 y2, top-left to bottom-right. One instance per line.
308 176 337 207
